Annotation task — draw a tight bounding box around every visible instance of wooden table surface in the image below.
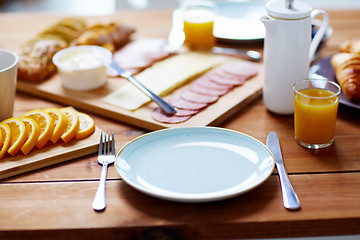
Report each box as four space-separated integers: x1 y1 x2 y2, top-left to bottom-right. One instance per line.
0 9 360 240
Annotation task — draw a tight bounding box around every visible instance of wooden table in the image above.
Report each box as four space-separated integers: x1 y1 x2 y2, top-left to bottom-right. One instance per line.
0 9 360 240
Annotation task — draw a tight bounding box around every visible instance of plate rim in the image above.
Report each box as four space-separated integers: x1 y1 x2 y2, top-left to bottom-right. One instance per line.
115 126 275 203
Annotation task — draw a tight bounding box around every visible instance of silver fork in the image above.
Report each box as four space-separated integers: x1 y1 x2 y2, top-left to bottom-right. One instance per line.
92 131 115 211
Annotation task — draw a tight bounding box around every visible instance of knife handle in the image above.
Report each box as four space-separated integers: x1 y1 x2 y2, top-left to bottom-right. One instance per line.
276 163 301 210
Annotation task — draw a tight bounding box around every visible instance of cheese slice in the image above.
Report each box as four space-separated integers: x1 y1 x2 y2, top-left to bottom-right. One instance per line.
103 52 225 110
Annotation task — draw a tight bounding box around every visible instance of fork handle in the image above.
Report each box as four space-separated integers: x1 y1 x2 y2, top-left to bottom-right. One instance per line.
92 164 108 211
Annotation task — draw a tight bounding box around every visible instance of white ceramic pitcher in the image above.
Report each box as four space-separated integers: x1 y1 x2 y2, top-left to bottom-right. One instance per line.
261 0 329 114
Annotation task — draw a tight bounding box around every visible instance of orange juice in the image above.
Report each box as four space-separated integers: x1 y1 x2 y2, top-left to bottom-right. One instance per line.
294 88 339 145
183 8 216 49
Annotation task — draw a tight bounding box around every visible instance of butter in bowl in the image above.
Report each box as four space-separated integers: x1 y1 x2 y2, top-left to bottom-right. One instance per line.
53 45 111 91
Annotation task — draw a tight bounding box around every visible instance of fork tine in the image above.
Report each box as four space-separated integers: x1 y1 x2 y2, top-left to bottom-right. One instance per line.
98 131 104 157
107 130 111 156
111 131 115 157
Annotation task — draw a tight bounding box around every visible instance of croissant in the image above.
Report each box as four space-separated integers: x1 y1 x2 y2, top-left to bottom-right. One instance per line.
340 38 360 54
71 22 135 52
330 52 360 101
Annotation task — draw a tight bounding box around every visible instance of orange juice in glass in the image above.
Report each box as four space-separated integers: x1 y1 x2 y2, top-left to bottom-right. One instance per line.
182 0 216 49
293 79 341 149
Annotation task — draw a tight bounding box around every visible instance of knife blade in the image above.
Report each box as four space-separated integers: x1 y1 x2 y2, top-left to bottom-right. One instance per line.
94 46 177 115
163 9 261 62
266 131 301 210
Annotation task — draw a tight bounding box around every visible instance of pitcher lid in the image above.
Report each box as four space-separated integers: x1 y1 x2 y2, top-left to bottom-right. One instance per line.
266 0 312 19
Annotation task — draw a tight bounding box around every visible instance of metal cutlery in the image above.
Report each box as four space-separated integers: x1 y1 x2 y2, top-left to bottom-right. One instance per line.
163 9 262 62
211 47 262 62
266 131 301 211
92 131 116 211
94 47 177 115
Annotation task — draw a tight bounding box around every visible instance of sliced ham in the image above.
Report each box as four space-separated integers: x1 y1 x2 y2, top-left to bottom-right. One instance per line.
151 108 192 123
151 60 259 124
190 83 230 96
192 75 233 91
219 61 259 79
107 39 171 77
169 95 209 110
173 108 201 117
180 89 219 104
208 71 247 86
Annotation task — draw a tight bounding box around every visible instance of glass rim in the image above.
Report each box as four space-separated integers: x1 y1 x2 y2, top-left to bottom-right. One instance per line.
293 79 341 99
180 0 217 10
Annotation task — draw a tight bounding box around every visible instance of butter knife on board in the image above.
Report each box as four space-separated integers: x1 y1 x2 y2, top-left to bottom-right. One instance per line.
94 47 177 115
266 131 301 210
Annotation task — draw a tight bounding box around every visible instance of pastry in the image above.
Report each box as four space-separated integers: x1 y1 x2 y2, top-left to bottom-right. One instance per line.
340 38 360 54
18 18 135 82
17 36 68 82
330 52 360 101
18 18 87 82
71 22 135 52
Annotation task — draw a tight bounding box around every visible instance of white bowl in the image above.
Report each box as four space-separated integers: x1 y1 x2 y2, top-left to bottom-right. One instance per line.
53 45 111 91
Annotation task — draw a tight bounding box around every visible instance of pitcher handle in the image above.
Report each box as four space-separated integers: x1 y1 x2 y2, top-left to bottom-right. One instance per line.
309 9 330 63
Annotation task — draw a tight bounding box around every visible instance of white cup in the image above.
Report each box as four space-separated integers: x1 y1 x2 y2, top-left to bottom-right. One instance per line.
0 50 18 121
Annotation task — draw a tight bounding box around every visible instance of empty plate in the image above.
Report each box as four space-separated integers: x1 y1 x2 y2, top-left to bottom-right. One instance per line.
116 127 275 203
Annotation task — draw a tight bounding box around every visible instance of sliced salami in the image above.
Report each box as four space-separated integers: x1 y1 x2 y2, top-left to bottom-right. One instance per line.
151 108 191 123
169 95 208 110
180 89 219 104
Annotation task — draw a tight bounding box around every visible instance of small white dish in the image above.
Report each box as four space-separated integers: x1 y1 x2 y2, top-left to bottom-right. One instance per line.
53 45 111 91
116 127 275 203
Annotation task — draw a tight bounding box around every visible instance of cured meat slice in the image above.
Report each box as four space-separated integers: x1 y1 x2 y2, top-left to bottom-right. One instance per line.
107 39 171 76
151 108 192 123
180 89 219 104
169 95 208 110
174 108 200 117
192 75 233 90
219 61 258 79
190 82 230 96
208 72 247 86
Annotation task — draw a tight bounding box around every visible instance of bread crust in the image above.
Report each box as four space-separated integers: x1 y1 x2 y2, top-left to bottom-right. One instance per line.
18 18 135 83
331 52 360 101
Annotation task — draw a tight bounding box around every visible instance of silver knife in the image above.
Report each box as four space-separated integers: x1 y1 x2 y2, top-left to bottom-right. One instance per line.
94 47 177 115
163 9 262 62
266 131 301 210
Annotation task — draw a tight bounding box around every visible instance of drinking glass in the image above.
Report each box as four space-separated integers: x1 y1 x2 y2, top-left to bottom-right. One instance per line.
181 0 216 50
293 79 341 149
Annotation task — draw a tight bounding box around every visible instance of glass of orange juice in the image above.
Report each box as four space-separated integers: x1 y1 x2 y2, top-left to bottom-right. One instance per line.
293 79 341 149
181 0 216 50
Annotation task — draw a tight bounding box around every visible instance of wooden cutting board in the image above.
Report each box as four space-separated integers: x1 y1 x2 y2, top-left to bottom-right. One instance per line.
17 56 263 131
0 127 101 180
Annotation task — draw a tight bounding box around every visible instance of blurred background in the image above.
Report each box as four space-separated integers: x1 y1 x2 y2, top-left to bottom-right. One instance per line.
1 0 360 14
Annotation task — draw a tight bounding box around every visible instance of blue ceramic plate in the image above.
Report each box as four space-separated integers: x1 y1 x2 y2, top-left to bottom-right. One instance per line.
116 127 275 203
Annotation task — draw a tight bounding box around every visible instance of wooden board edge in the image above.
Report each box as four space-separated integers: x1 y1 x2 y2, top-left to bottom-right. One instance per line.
0 127 101 181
